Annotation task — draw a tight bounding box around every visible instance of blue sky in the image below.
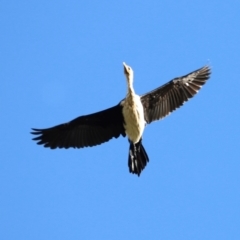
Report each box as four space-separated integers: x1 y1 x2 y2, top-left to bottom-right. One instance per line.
1 1 240 239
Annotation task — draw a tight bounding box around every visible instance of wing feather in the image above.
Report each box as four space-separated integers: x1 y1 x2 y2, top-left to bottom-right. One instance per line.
141 66 211 123
31 104 126 149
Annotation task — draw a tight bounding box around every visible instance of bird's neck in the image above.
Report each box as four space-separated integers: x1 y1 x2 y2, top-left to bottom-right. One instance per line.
127 84 135 96
127 77 135 96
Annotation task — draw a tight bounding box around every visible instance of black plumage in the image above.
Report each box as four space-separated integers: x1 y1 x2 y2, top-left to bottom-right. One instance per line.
141 66 210 123
32 105 126 149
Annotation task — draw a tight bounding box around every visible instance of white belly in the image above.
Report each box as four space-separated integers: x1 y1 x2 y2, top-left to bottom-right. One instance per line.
122 94 145 143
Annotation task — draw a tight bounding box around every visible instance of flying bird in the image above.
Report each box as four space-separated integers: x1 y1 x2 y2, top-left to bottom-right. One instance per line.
31 63 211 176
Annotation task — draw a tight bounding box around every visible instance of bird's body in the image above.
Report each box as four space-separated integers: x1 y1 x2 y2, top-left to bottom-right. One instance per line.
121 63 145 143
121 93 145 143
32 63 211 176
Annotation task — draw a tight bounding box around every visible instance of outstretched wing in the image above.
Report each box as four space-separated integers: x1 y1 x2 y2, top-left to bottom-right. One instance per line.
140 66 211 124
31 104 126 149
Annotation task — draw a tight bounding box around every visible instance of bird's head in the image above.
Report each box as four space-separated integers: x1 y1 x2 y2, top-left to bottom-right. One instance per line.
123 62 134 85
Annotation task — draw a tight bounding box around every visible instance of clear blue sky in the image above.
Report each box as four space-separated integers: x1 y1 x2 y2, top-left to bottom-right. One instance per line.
1 1 240 239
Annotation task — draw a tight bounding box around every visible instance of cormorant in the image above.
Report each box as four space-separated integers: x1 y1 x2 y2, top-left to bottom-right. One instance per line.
32 63 211 176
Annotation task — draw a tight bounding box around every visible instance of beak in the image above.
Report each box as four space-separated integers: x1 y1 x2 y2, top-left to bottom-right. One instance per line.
123 62 128 74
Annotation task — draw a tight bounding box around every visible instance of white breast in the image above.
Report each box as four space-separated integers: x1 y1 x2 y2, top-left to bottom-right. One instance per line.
122 94 146 143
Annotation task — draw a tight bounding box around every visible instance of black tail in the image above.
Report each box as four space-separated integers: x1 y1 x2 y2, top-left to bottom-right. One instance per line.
128 139 149 176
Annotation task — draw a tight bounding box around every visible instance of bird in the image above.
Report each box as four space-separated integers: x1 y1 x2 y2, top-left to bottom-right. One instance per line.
31 63 211 176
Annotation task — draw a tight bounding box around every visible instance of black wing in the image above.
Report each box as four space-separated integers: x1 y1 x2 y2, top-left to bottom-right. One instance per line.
31 104 126 149
141 66 211 124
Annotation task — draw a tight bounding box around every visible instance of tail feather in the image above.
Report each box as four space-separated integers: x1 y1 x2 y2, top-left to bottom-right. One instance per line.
128 140 149 176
